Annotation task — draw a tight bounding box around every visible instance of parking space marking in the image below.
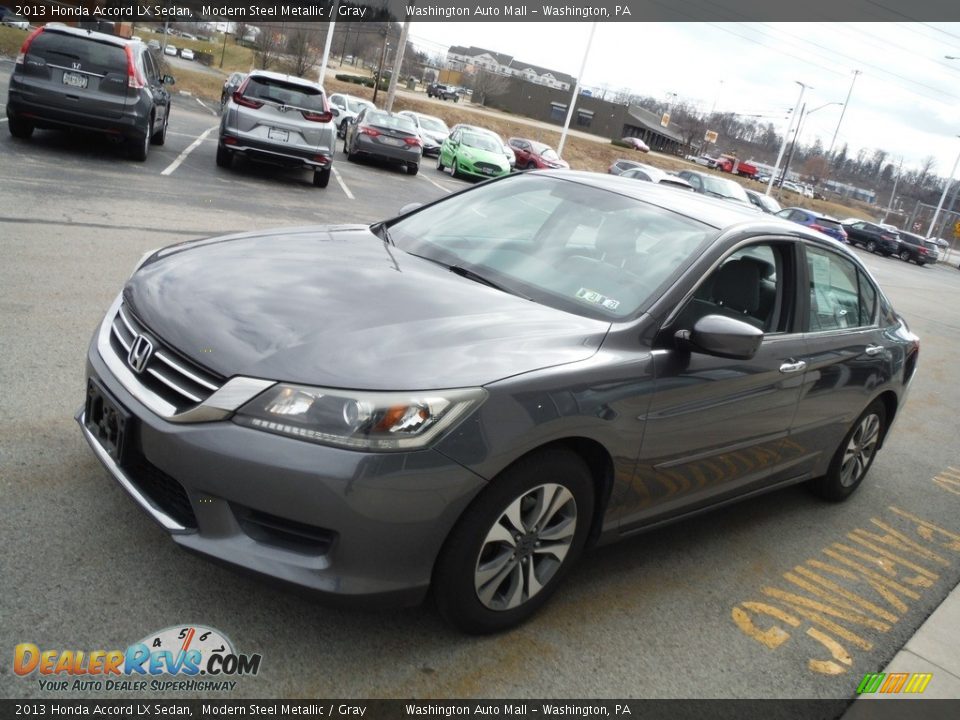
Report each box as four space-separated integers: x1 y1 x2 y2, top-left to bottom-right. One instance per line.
160 126 217 176
195 98 218 116
420 171 453 194
332 167 354 200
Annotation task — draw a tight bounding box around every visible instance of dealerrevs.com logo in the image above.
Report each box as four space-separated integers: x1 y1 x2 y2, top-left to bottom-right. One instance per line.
14 625 262 692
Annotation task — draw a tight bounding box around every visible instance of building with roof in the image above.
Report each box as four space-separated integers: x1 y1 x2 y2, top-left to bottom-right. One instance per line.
445 46 574 91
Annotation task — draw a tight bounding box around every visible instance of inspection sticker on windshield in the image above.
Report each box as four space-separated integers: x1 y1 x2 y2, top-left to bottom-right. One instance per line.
576 288 620 310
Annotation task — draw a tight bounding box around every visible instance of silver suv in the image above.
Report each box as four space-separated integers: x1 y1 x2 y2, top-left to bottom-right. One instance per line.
217 70 335 188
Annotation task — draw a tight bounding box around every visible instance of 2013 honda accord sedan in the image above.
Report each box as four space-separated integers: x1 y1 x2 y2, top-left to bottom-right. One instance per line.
78 171 918 634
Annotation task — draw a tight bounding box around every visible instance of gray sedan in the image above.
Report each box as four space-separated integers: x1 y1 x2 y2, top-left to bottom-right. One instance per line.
343 108 422 174
78 172 918 634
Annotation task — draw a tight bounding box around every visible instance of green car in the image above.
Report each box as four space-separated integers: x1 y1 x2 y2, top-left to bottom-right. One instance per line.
437 129 510 180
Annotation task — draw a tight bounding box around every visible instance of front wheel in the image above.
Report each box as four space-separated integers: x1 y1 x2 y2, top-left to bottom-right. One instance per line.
526 161 537 170
433 448 594 634
809 400 886 501
899 250 911 262
865 240 877 254
437 155 445 171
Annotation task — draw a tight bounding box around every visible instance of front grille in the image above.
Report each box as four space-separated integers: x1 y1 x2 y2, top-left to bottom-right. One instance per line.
109 303 223 413
474 162 501 174
124 453 198 529
233 505 336 555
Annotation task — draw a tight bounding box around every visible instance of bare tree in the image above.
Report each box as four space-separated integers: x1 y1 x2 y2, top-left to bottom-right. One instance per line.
915 155 937 192
470 69 510 105
285 26 322 77
253 28 281 70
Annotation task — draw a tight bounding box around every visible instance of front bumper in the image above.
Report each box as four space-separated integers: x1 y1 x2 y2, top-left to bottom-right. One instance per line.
457 158 509 180
79 317 487 604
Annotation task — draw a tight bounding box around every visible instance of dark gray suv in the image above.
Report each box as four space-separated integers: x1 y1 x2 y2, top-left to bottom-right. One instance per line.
6 25 174 160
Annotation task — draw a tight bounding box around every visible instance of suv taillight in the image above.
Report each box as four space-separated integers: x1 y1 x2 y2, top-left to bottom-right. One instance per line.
15 26 44 65
232 91 263 109
301 110 333 122
124 45 145 89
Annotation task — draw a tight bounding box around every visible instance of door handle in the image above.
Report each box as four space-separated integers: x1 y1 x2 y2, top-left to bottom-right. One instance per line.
864 345 884 357
779 360 807 374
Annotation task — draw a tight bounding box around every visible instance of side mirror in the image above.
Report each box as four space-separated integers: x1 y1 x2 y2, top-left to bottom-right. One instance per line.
163 75 175 85
398 202 423 216
675 314 763 360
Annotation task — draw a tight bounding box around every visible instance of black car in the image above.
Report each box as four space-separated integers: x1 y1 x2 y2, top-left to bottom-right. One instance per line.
220 71 246 109
896 231 941 265
78 172 918 633
6 25 174 160
842 219 900 256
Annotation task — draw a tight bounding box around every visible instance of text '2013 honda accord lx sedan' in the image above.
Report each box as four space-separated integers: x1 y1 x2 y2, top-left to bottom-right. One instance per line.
78 171 919 633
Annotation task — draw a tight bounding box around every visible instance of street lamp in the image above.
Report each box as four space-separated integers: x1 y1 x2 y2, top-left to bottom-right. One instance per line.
777 100 842 192
927 136 960 238
766 80 810 196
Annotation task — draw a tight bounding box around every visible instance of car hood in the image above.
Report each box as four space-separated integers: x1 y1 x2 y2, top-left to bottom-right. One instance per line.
461 148 509 168
124 227 609 390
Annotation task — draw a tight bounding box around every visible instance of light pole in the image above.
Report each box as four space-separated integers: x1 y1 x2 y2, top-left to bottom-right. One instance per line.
776 101 842 191
557 21 597 158
766 80 809 196
827 69 861 161
927 136 960 238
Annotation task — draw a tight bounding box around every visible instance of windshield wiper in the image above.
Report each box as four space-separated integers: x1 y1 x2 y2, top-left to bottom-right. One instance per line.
372 222 394 245
449 265 527 299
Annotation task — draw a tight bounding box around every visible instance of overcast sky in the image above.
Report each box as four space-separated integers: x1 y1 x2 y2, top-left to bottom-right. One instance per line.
407 21 960 179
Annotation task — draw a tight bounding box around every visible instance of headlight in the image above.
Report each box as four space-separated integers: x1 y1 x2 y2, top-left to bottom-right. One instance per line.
233 384 487 451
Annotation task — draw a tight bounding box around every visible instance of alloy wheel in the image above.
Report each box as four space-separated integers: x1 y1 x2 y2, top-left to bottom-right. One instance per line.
840 413 881 487
473 483 577 611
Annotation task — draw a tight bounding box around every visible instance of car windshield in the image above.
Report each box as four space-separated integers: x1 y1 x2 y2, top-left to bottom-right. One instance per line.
419 116 449 133
923 240 940 251
388 174 717 320
244 76 325 111
462 133 501 153
367 111 417 133
816 218 843 231
701 175 750 203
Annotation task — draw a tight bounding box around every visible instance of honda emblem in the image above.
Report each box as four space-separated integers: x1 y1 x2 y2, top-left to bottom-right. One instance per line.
127 334 154 374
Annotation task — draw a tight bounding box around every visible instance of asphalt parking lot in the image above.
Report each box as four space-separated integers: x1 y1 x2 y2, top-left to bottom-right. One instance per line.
2 60 960 705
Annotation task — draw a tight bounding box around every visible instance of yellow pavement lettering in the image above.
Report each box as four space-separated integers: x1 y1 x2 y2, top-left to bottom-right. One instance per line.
847 531 941 579
888 506 960 554
761 586 890 631
791 565 899 623
806 628 853 676
812 555 916 614
730 602 800 650
934 474 960 496
865 519 951 566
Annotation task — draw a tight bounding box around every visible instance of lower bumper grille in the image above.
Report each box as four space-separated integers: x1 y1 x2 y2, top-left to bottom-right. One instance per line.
233 505 335 555
124 453 198 530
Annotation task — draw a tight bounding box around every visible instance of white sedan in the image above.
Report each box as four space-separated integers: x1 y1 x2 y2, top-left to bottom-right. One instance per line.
163 44 177 56
181 48 195 61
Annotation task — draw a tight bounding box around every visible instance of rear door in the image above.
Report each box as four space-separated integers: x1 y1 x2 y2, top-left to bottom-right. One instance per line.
19 29 131 119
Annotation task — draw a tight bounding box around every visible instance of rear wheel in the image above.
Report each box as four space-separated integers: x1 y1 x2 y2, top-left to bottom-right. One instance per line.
8 115 34 139
899 250 911 262
215 142 233 168
809 400 886 501
865 240 877 253
407 162 419 176
433 448 594 634
151 111 168 145
128 119 152 161
313 167 331 188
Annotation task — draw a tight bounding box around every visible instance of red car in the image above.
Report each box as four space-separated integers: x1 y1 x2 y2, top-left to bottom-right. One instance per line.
621 136 650 152
507 137 569 170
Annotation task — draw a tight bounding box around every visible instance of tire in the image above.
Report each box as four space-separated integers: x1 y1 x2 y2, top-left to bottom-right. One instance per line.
899 251 911 262
215 142 233 168
152 111 168 146
407 162 419 176
338 120 348 139
433 448 594 634
865 240 877 254
313 167 331 188
526 161 537 170
128 119 152 161
437 155 445 171
8 115 34 139
451 159 462 180
345 139 357 162
809 400 886 502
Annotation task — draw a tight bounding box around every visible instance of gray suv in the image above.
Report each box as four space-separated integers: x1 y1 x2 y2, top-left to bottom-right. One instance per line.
218 70 336 188
6 24 174 161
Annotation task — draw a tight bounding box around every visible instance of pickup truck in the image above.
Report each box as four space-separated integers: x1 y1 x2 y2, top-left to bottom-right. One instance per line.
427 83 460 102
716 154 758 179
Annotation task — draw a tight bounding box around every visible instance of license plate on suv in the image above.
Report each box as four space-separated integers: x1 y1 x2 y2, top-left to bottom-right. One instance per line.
84 378 132 464
62 71 88 89
267 127 289 142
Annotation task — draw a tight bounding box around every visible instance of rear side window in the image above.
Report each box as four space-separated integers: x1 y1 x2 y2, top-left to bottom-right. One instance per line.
244 76 325 111
30 32 127 74
807 246 875 330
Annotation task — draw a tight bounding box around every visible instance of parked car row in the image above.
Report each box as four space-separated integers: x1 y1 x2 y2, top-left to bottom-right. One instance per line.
841 219 941 265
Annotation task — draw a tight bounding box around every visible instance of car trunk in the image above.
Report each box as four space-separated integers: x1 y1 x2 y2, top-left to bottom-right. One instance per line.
20 30 132 120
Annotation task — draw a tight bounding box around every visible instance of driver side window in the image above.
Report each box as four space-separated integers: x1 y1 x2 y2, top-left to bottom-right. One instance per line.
673 242 793 334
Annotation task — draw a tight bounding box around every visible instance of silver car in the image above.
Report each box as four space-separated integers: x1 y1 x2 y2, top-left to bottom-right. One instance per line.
217 70 336 188
328 92 376 138
397 111 450 157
